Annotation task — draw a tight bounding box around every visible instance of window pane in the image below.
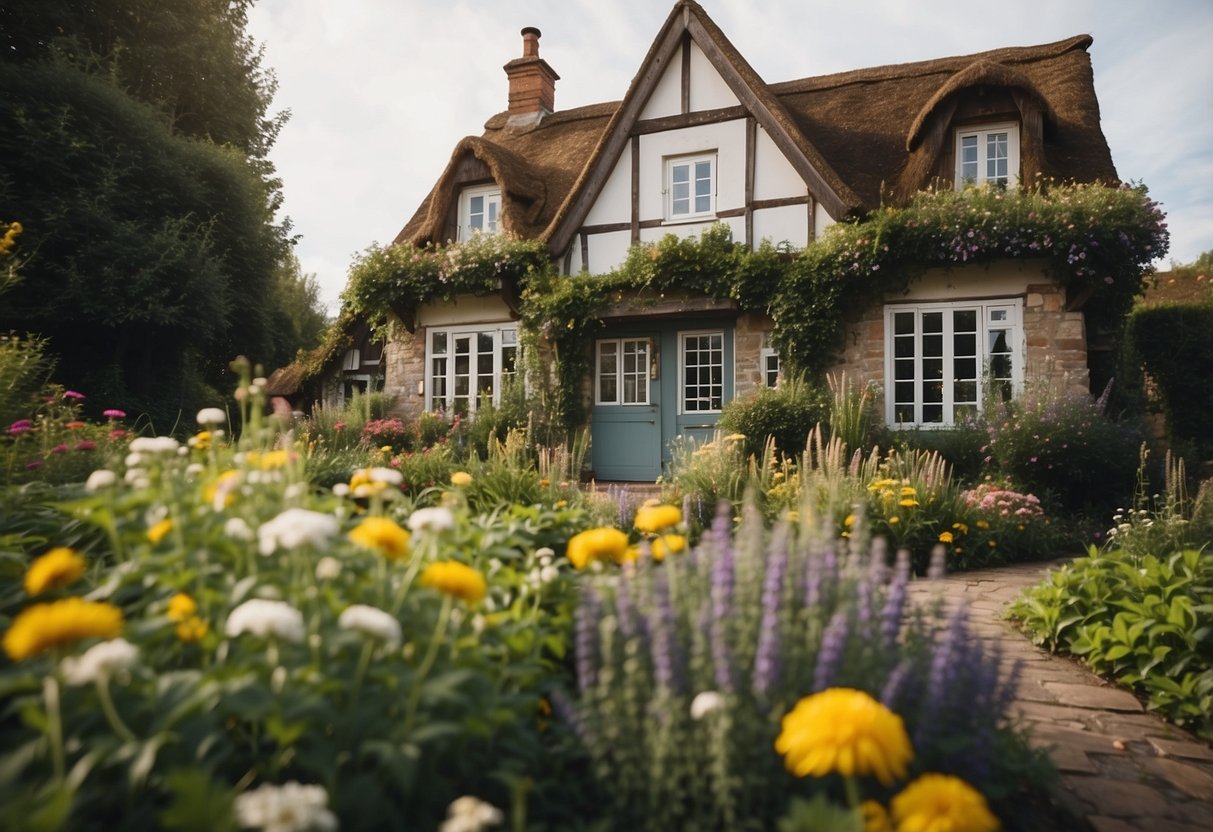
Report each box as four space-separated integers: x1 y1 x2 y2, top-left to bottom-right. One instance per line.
960 135 978 182
922 312 943 333
431 331 447 354
893 312 916 336
953 310 977 332
923 334 943 357
895 404 915 423
895 381 915 403
954 381 977 403
501 346 517 375
954 358 977 380
600 378 617 402
672 164 689 184
894 336 915 358
894 359 914 381
953 333 976 357
989 330 1009 353
923 379 944 404
923 404 943 423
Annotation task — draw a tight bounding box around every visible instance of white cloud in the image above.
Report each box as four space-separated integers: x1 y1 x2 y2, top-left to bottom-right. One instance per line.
247 0 1213 318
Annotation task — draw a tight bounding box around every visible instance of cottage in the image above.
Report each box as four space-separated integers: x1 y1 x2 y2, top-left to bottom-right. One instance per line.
368 0 1140 481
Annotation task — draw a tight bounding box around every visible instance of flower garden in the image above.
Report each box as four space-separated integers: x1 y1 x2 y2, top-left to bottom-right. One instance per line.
2 351 1211 831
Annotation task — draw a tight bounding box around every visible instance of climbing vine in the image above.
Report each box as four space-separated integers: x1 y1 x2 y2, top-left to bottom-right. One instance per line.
338 182 1167 430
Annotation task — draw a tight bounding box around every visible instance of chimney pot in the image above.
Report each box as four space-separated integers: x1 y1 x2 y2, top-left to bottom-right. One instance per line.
504 25 559 125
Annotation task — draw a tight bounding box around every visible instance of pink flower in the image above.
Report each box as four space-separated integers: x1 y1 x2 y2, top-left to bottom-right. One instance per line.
64 390 85 400
8 419 31 435
25 460 43 470
50 444 69 454
334 421 346 431
103 409 126 419
75 441 97 452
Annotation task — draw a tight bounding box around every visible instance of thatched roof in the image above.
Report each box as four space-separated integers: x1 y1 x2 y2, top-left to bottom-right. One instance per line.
395 0 1116 258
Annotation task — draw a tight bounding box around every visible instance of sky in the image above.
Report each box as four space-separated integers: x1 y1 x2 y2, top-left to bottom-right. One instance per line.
246 0 1213 314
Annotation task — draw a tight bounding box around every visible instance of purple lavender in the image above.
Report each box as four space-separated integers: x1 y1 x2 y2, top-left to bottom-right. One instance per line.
752 524 788 697
804 544 822 610
550 687 594 748
916 603 968 748
710 521 737 693
855 572 874 642
928 544 947 580
814 610 850 691
615 570 644 642
649 569 685 694
575 584 601 693
880 549 911 646
880 659 911 709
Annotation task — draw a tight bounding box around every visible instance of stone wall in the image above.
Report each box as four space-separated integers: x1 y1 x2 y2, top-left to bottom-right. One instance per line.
383 329 426 421
734 312 774 399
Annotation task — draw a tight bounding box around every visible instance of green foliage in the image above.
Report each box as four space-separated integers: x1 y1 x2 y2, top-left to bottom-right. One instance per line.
1104 447 1204 558
1010 547 1213 740
718 377 832 459
984 389 1141 515
1124 303 1213 458
825 373 879 456
888 422 988 485
0 331 54 430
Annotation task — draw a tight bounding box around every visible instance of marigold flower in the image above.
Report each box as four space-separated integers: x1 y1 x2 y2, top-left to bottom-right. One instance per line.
176 616 209 643
167 593 197 622
420 561 487 605
862 800 893 832
888 516 900 524
890 774 999 832
24 547 86 596
898 498 919 508
633 504 682 533
3 598 124 661
938 531 954 544
651 534 687 562
189 430 212 450
844 513 857 527
148 518 174 544
450 471 473 487
775 687 913 786
899 486 917 497
565 527 629 569
348 517 411 561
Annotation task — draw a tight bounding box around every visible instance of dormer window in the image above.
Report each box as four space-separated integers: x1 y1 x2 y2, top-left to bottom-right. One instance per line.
460 185 501 239
665 153 716 221
955 123 1019 189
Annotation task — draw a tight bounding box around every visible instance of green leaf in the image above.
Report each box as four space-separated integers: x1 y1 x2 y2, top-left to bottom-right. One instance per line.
159 769 237 832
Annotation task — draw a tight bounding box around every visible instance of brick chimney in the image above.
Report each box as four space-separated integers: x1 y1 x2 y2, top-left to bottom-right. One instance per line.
504 27 559 126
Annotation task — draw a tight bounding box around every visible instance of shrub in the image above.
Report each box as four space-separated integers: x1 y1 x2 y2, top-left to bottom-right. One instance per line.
717 376 830 459
1010 547 1213 741
984 388 1141 516
889 420 988 485
361 417 414 453
1105 446 1204 558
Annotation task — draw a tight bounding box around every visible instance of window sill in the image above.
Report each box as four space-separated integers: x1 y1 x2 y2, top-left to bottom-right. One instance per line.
662 215 717 227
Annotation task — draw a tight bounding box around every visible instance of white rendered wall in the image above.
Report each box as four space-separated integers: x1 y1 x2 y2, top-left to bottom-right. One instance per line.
639 53 682 119
585 141 633 226
753 205 809 248
585 229 633 275
753 128 804 201
814 202 834 241
689 41 738 110
416 294 512 327
900 260 1046 301
638 119 746 221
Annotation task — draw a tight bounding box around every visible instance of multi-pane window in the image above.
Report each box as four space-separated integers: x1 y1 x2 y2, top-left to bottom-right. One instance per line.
681 331 724 413
955 124 1019 189
460 185 501 239
760 333 781 388
427 325 517 415
666 154 715 220
886 301 1022 427
596 338 650 405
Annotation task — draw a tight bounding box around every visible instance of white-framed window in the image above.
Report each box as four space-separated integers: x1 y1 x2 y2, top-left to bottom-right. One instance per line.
680 330 724 413
459 184 501 239
760 332 781 388
426 324 517 415
665 153 716 221
596 338 650 405
955 123 1020 189
885 300 1023 427
341 349 361 372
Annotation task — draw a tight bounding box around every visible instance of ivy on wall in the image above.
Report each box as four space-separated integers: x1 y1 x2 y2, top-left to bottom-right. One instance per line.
338 182 1168 429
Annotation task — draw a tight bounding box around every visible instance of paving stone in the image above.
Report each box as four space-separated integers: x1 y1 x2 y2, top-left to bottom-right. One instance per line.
1088 818 1137 832
1041 682 1144 712
1048 748 1100 774
1092 713 1182 738
1068 777 1172 817
1011 700 1099 727
1142 757 1213 802
1149 736 1213 762
1032 724 1135 756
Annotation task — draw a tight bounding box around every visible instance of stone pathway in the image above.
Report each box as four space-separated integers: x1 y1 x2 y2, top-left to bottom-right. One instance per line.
913 561 1213 832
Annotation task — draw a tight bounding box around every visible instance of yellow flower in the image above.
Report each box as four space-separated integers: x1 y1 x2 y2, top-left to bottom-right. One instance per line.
976 520 990 529
862 800 893 832
899 486 917 497
844 514 856 527
204 469 241 508
888 516 900 525
868 478 898 492
633 504 682 533
786 510 799 522
952 522 969 535
24 548 86 596
890 774 1000 832
3 598 124 661
419 561 487 605
148 518 174 544
724 433 746 442
898 498 919 508
191 430 212 450
256 449 291 470
987 540 997 548
450 471 473 488
565 527 629 570
650 534 687 562
774 687 912 787
167 593 197 622
554 500 568 509
349 517 411 561
176 616 209 643
938 531 954 544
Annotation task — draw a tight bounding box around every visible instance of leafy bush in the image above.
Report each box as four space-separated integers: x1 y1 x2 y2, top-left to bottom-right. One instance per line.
361 417 414 453
1010 547 1213 741
717 376 830 459
984 389 1141 515
889 421 988 485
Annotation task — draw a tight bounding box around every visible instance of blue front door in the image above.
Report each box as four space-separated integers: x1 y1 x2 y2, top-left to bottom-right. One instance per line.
591 321 734 481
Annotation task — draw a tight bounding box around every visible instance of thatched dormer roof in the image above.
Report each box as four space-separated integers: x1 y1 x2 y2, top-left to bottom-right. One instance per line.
395 1 1116 257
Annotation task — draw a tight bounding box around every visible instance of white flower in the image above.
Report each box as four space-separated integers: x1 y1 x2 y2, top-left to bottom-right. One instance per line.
234 781 337 832
61 638 139 686
315 557 342 581
258 509 339 556
225 599 306 644
439 796 503 832
124 452 144 468
690 691 726 720
535 547 555 566
407 507 455 534
338 605 402 651
129 436 180 454
368 467 403 484
124 468 147 484
85 469 117 491
332 483 350 498
539 565 559 584
186 463 205 476
196 407 227 426
225 517 254 541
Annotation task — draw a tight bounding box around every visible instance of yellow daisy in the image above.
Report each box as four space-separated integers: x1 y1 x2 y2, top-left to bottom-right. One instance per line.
24 548 86 596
